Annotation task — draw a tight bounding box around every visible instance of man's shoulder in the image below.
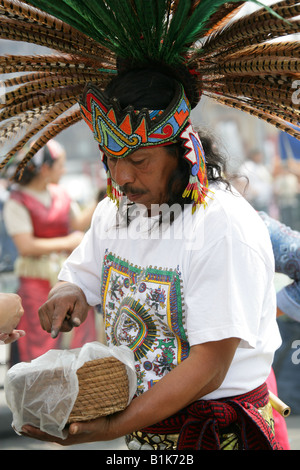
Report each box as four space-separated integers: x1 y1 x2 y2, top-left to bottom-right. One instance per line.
203 183 271 247
94 195 118 218
207 183 257 218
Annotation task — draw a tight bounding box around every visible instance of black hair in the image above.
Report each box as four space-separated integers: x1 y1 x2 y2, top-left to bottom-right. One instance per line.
112 61 199 109
105 67 179 110
164 130 230 209
12 144 57 185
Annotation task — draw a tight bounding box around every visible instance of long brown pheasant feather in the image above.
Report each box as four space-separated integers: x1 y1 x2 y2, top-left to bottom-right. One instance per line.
188 0 300 150
0 0 299 175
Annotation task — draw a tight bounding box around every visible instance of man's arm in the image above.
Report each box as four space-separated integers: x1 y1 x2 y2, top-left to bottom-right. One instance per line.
107 336 240 438
12 231 84 257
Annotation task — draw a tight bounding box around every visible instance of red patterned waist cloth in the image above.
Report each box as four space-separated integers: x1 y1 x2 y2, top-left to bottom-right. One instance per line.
140 383 282 450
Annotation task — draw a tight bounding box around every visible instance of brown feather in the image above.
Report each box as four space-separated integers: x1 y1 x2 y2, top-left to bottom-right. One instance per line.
0 53 115 75
204 92 300 140
9 109 82 178
2 73 102 107
199 3 300 57
3 71 54 88
203 76 298 107
200 57 300 77
0 16 109 61
0 0 299 174
0 106 49 139
0 0 73 32
0 101 77 163
223 41 300 61
0 0 107 56
257 0 300 19
203 2 246 36
0 85 82 121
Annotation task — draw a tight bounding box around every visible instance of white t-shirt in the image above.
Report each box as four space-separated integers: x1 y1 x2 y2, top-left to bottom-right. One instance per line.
59 183 281 399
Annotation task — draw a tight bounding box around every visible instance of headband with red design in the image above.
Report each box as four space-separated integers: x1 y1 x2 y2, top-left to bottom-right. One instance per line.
80 82 191 157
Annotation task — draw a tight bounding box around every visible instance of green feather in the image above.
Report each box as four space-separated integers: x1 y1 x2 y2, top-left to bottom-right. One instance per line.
26 0 98 37
24 0 282 66
133 0 165 59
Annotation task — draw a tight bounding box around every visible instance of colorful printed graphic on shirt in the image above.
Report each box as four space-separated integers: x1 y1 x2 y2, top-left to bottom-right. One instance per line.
101 251 189 393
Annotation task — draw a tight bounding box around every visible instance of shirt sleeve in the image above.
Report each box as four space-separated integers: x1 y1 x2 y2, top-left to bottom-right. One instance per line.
185 233 274 349
3 198 33 236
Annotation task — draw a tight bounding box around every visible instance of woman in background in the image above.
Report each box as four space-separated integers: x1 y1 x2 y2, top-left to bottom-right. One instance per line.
4 140 96 363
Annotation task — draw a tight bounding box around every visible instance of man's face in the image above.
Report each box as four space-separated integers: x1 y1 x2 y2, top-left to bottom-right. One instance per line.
106 146 179 209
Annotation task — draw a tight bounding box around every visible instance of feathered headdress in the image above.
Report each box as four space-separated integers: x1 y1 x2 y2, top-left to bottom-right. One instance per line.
0 0 299 207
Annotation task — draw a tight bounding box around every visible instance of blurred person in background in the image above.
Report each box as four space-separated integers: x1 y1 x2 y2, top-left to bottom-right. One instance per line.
259 212 300 324
237 149 273 213
0 177 18 274
0 292 25 345
3 140 97 364
260 212 300 450
273 163 299 231
260 212 300 427
277 129 300 231
229 178 299 449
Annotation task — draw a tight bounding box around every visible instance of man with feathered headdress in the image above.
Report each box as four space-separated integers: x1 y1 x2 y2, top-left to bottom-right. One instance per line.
24 66 282 450
1 0 298 451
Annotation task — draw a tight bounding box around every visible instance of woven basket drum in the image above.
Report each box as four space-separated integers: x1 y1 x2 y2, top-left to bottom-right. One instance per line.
68 356 129 423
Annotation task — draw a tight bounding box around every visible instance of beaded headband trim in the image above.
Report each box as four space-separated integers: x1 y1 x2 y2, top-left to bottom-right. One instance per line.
180 123 208 210
80 82 190 158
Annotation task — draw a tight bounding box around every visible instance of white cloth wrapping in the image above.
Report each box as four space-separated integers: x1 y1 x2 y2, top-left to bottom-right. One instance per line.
4 342 137 439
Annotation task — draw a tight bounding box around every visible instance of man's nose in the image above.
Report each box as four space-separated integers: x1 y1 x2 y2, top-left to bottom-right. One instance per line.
112 159 135 186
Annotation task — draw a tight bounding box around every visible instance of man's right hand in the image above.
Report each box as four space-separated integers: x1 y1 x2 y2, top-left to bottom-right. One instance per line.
38 282 90 338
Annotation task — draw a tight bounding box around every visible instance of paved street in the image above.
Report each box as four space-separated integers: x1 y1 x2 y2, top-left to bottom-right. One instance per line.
285 415 300 450
0 431 127 451
0 385 127 450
